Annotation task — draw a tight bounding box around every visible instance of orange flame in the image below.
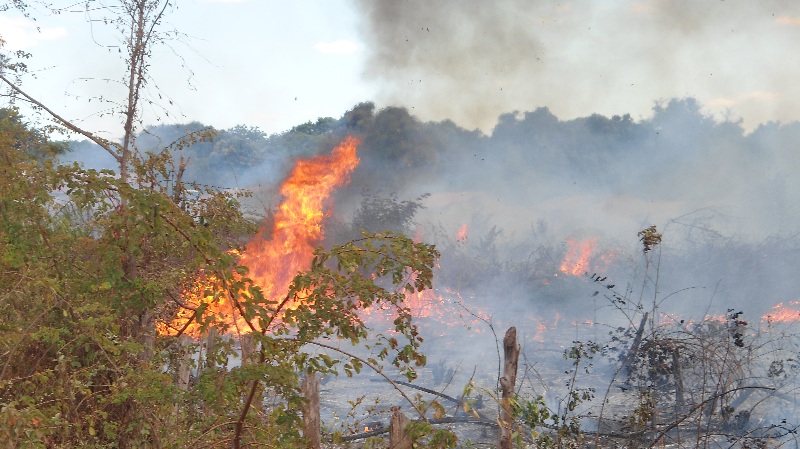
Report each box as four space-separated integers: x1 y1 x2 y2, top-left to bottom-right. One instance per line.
412 224 424 243
762 300 800 323
156 269 226 336
159 137 360 336
533 322 548 342
404 289 442 319
560 238 597 276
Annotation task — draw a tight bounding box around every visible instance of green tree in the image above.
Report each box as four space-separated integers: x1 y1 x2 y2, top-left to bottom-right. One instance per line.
0 104 253 446
361 106 436 168
0 3 444 448
345 191 429 241
0 113 442 446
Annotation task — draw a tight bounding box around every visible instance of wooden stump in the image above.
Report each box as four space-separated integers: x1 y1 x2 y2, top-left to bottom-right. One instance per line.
499 327 520 449
173 334 192 422
176 334 192 391
204 328 219 369
302 373 321 449
390 406 411 449
671 346 685 409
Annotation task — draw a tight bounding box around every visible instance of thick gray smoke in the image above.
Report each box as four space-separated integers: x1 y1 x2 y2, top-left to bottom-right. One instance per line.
354 0 800 132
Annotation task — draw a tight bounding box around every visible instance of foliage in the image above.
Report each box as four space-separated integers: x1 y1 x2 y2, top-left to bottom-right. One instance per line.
405 420 458 448
637 225 662 254
513 342 597 449
431 224 800 449
0 106 254 446
573 229 800 449
8 1 800 447
0 2 445 447
0 108 66 158
0 102 448 449
290 117 338 136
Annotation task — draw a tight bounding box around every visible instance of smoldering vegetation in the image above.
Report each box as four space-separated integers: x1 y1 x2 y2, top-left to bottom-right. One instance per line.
65 97 800 446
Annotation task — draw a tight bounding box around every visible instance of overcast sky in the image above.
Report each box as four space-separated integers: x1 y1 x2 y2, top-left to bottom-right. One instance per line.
2 0 800 137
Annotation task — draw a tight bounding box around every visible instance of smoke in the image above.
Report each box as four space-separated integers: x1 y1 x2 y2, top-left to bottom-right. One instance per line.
354 0 545 131
315 96 800 342
354 0 800 132
58 140 119 171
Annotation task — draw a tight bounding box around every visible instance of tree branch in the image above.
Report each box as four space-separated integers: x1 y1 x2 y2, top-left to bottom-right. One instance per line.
0 73 122 162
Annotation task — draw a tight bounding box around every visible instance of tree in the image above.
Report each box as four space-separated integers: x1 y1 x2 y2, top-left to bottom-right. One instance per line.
339 101 376 134
0 3 444 448
0 107 66 158
291 117 337 136
0 104 255 446
343 191 429 241
361 106 436 168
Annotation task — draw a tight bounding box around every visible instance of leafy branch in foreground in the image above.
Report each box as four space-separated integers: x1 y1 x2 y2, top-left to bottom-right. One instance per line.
199 232 441 447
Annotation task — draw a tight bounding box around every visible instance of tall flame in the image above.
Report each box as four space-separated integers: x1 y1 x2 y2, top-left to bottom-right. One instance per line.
239 136 360 309
158 137 360 336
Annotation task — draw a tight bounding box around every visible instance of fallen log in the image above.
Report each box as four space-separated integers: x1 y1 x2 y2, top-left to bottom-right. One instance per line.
369 378 486 418
334 416 498 442
369 378 461 404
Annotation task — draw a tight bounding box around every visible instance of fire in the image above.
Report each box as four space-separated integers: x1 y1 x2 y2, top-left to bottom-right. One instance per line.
404 289 443 319
412 224 424 243
560 238 597 276
762 301 800 323
156 269 225 336
158 137 360 337
456 223 468 241
361 265 444 322
533 322 548 342
359 285 492 335
595 247 619 273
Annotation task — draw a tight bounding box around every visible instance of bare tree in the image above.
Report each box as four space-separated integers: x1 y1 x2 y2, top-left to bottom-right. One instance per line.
0 0 186 357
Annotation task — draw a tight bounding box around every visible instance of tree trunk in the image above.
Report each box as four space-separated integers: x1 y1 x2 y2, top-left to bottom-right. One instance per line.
301 373 321 449
139 309 155 361
499 327 520 449
624 312 649 375
240 334 262 412
672 345 685 409
204 328 219 369
173 335 192 421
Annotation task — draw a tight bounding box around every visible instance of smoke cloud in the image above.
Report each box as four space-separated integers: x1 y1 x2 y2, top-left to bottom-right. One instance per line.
354 0 800 132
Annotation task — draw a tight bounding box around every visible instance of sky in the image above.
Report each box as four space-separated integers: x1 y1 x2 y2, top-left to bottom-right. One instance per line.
2 0 800 137
0 0 372 137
